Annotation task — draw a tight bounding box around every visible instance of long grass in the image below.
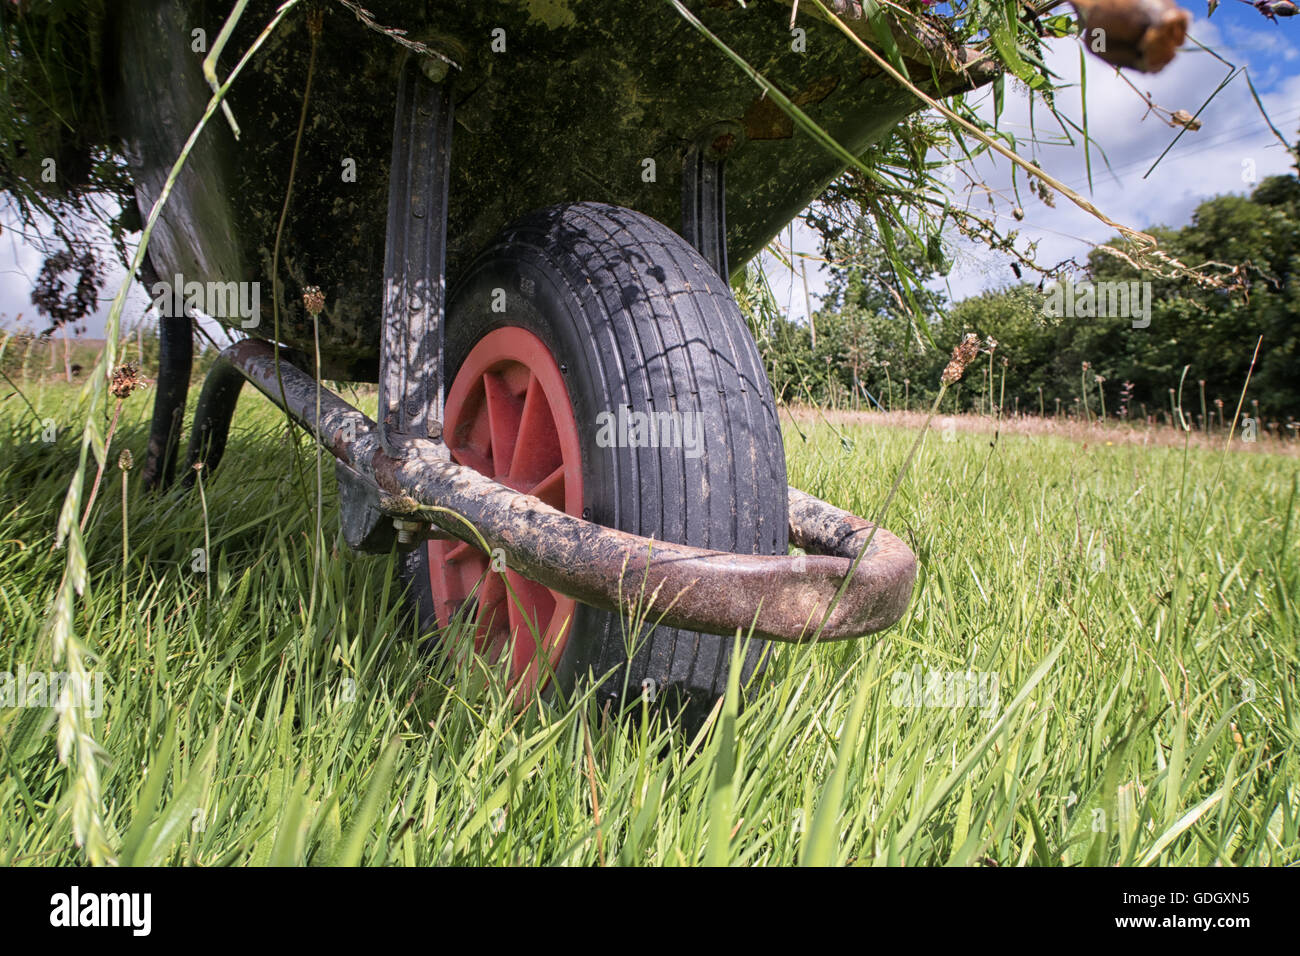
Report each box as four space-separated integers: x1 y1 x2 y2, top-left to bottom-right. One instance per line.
1 383 1296 866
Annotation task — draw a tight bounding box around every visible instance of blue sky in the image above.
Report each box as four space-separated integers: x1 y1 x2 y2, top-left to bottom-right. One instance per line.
768 4 1300 318
2 5 1298 339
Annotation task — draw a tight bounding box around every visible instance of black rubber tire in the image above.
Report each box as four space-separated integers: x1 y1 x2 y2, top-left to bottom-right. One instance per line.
405 202 788 726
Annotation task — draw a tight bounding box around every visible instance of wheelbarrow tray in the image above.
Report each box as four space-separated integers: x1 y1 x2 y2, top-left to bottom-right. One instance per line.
117 0 980 376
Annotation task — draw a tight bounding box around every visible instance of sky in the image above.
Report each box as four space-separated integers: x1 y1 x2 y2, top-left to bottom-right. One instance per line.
2 4 1298 339
764 4 1300 319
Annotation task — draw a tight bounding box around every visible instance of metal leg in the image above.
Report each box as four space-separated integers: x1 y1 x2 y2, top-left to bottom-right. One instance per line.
140 259 193 491
378 55 453 457
324 54 456 551
681 143 730 280
182 357 246 487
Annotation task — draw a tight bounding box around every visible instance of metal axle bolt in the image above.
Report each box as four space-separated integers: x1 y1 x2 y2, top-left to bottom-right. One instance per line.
421 57 450 84
392 517 426 545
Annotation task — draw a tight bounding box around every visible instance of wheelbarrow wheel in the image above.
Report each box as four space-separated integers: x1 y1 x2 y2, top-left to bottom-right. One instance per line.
404 202 788 725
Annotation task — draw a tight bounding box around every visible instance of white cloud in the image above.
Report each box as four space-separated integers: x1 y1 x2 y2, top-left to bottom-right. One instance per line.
767 22 1299 313
942 24 1299 297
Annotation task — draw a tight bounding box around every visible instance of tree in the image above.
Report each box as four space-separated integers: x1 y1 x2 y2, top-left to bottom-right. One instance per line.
1090 156 1300 420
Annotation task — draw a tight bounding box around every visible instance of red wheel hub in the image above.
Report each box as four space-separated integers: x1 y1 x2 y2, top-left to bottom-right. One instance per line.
426 326 583 700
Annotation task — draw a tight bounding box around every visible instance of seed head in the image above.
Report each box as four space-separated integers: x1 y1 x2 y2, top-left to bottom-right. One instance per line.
941 333 981 386
1072 0 1189 74
118 449 133 471
303 285 325 317
110 363 144 399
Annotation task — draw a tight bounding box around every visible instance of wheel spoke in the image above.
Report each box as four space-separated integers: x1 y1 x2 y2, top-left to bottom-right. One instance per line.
449 550 489 605
428 539 488 628
427 327 584 695
450 444 492 477
443 539 473 563
506 373 538 479
504 574 524 644
529 464 566 510
506 574 554 635
505 570 552 675
483 371 523 478
509 374 562 486
476 571 508 651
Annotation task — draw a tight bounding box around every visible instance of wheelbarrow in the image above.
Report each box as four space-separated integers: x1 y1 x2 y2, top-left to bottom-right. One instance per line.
115 0 983 719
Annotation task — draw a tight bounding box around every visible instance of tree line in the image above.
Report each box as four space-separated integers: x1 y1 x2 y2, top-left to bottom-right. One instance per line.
741 162 1299 434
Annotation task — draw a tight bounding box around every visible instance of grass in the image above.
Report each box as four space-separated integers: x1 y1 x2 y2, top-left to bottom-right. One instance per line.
0 381 1296 866
787 407 1300 454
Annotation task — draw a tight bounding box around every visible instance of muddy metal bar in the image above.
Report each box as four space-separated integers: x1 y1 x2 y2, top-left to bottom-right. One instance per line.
223 339 917 643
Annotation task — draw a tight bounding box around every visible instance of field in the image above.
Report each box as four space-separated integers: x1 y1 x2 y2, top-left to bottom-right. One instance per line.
1 381 1296 866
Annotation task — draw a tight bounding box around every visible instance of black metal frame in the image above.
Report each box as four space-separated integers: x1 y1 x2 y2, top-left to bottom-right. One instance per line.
680 128 735 280
157 56 456 515
182 357 246 487
139 260 194 491
378 56 453 457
